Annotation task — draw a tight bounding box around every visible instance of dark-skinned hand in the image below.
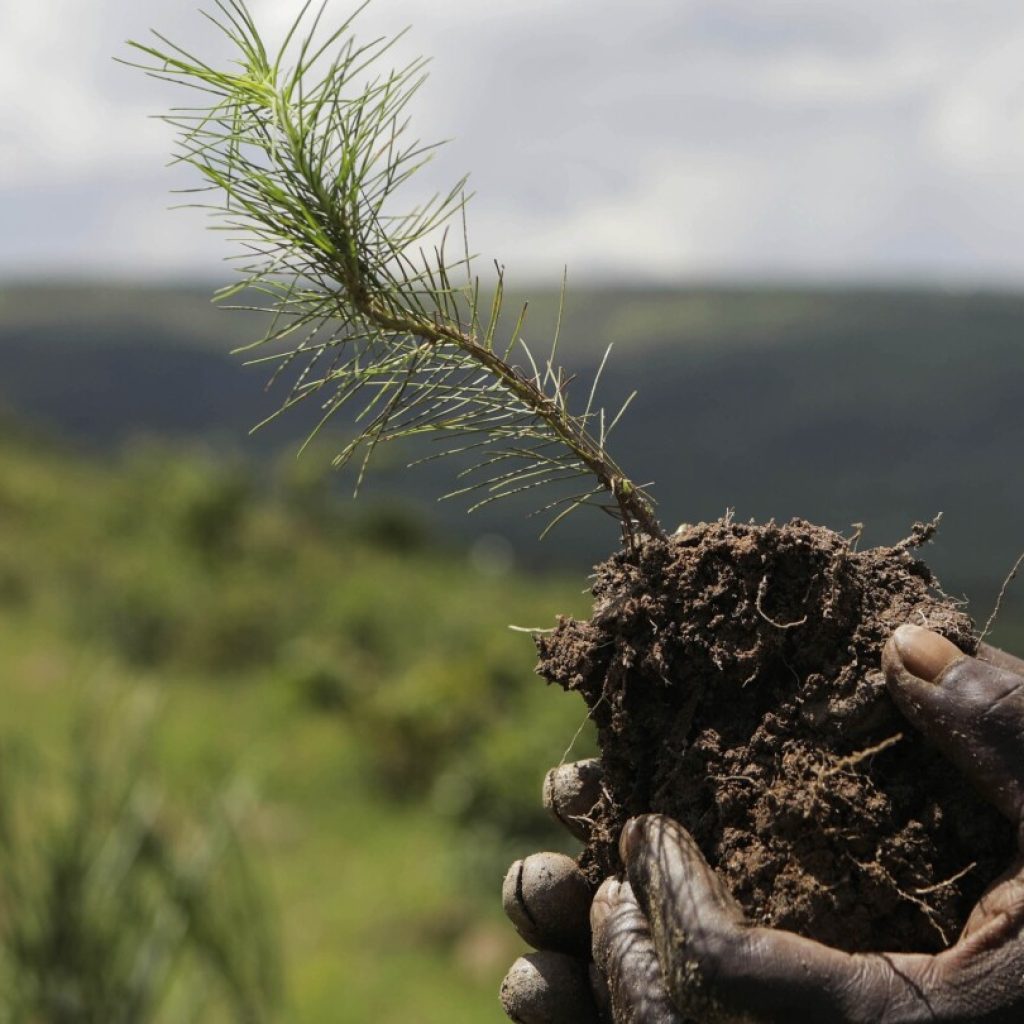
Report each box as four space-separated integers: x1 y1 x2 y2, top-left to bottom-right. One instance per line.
500 624 1024 1023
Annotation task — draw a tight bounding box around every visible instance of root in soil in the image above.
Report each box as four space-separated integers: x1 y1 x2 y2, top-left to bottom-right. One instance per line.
537 517 1014 954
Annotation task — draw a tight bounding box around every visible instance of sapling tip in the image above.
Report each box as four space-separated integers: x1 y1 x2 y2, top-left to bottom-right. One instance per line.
125 0 661 545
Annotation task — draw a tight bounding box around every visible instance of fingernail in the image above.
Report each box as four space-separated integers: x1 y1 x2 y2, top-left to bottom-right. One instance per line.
619 817 642 864
892 624 962 682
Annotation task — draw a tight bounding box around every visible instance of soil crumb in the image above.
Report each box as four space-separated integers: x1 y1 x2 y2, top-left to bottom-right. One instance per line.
537 518 1013 953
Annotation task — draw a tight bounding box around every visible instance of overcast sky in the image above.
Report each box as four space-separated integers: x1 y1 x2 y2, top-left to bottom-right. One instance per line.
3 0 1024 285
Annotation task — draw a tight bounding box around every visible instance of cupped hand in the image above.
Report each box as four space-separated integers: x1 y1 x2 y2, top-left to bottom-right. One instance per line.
616 626 1024 1023
501 626 1024 1023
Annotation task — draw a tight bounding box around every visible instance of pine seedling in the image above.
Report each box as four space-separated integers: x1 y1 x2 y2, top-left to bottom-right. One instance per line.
125 0 663 544
126 0 1014 972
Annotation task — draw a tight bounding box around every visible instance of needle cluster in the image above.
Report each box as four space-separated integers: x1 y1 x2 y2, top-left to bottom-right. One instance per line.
127 0 662 541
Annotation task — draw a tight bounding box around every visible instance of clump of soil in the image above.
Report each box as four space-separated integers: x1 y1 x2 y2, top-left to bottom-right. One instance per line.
537 517 1014 954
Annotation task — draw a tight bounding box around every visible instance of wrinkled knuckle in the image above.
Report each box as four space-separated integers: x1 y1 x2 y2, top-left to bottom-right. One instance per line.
841 955 939 1024
663 922 746 1013
837 958 890 1018
699 924 749 982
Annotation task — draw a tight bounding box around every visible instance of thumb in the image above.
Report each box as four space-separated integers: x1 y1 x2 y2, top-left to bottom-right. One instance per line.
884 624 1024 825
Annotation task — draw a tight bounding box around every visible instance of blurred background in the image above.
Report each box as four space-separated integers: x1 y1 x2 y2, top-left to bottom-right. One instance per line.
2 1 1024 1020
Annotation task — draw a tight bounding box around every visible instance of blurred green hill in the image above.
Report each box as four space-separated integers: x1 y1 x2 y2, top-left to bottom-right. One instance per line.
2 282 1023 627
0 424 593 1021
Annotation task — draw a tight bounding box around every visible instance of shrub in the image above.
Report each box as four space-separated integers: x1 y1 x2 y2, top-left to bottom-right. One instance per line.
0 691 281 1023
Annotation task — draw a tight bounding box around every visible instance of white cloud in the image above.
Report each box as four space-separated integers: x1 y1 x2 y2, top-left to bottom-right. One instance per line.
926 27 1024 174
3 0 1024 283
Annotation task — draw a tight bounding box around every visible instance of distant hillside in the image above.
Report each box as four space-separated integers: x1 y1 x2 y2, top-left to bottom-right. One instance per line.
2 282 1024 626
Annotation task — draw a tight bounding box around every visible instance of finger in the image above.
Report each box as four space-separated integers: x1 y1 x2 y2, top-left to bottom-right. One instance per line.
590 878 684 1023
500 951 601 1024
937 859 1024 1023
544 759 603 842
884 625 1024 823
503 853 592 957
620 815 938 1023
959 855 1024 943
618 814 746 1019
978 642 1024 679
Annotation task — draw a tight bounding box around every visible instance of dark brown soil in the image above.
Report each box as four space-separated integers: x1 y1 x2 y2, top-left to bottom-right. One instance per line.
537 517 1014 954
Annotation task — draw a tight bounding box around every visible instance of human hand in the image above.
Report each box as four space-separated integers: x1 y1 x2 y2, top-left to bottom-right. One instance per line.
611 625 1024 1023
501 626 1024 1023
499 757 686 1023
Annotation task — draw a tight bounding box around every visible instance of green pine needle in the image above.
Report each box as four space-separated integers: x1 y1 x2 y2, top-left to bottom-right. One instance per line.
125 0 663 542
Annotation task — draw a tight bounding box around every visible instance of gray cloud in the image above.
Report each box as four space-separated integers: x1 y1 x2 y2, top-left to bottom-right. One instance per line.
3 0 1024 283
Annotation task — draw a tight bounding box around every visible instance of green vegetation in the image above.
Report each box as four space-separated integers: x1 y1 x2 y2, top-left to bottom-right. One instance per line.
0 423 592 1021
126 1 658 538
0 694 279 1023
5 281 1024 592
